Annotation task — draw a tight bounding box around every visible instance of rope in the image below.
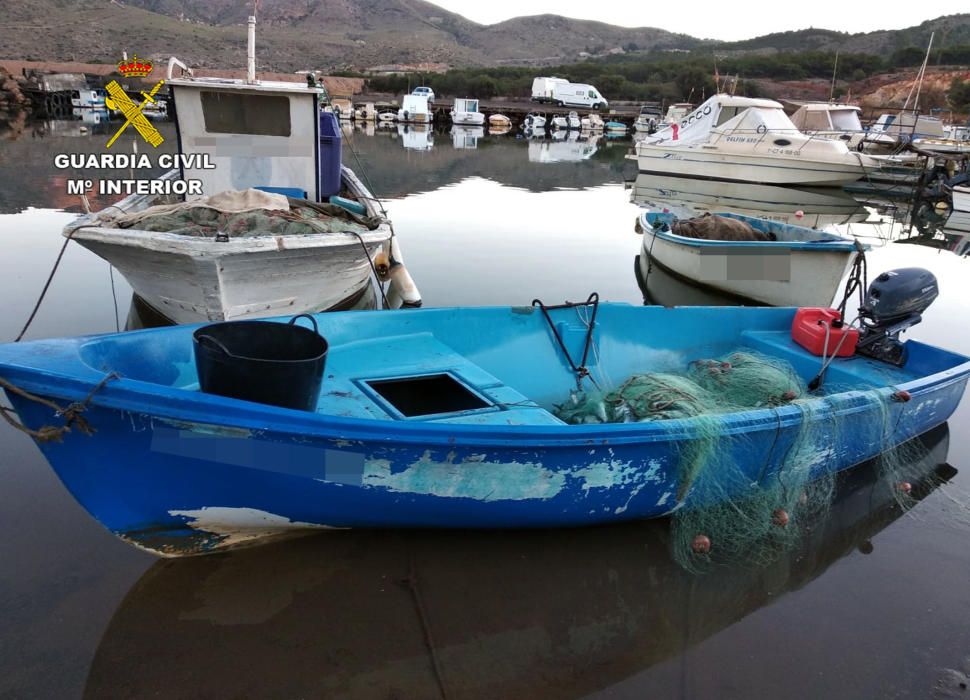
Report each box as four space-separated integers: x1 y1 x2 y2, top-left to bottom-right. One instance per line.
350 231 389 309
532 293 600 390
0 372 118 442
14 230 76 342
402 558 450 700
837 247 868 319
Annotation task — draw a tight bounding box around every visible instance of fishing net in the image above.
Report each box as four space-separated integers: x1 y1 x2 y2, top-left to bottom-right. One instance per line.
554 349 965 573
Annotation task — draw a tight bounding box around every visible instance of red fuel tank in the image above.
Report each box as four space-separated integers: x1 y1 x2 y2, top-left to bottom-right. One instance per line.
792 308 859 357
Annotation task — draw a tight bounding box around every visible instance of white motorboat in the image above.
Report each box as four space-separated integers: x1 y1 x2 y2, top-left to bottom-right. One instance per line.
869 111 970 155
377 110 397 123
551 111 581 130
633 104 662 132
354 102 376 121
581 113 604 131
636 210 866 307
65 29 420 324
658 102 693 129
398 94 432 124
450 97 485 126
789 103 896 153
523 112 547 131
632 94 873 186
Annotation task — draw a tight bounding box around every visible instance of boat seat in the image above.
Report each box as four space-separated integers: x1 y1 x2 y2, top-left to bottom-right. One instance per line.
740 330 922 388
317 332 565 426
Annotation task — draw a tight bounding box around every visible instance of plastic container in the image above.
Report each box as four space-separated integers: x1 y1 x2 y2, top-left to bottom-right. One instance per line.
328 195 367 216
792 308 859 357
193 314 329 411
319 111 343 199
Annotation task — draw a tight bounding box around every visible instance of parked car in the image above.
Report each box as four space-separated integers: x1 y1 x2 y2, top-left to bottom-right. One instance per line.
412 86 435 103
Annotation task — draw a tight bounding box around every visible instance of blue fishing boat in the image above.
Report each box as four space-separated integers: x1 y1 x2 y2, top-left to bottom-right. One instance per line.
637 210 867 307
0 286 967 555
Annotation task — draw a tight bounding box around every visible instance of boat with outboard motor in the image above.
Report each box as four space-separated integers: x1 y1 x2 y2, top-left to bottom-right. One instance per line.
631 94 876 186
65 28 420 324
551 111 581 130
0 287 966 555
636 210 867 307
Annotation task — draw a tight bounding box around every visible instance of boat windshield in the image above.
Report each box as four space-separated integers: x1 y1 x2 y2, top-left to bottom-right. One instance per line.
830 109 863 131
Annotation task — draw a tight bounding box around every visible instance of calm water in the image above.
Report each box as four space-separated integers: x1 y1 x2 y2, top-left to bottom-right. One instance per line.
1 118 969 698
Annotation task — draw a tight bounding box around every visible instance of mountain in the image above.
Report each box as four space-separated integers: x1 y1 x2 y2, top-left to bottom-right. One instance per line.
0 0 967 72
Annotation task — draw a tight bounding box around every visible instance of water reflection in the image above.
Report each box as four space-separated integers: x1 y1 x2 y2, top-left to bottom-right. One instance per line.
83 426 953 699
629 173 868 227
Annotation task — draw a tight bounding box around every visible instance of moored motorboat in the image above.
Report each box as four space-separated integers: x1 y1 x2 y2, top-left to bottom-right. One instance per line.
0 295 966 555
632 94 874 186
522 112 546 131
551 111 581 130
580 112 604 131
789 103 896 153
397 94 432 124
636 210 866 306
450 97 485 126
633 104 662 132
605 121 627 133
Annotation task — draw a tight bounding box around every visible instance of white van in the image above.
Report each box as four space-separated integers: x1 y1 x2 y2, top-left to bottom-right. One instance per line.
531 77 569 104
558 83 607 109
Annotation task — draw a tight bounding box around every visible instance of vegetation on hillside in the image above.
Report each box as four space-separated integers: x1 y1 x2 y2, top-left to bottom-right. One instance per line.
366 46 970 107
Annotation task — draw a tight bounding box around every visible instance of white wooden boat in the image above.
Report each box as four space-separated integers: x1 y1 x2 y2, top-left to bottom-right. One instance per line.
636 211 865 307
377 110 396 123
789 103 895 153
632 95 873 186
450 98 484 126
488 114 511 128
66 41 418 324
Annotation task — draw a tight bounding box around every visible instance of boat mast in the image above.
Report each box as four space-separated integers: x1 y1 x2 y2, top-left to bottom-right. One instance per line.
246 15 257 84
903 32 934 112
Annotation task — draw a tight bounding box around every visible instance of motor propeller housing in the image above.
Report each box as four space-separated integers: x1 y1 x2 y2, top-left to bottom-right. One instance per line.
856 268 938 366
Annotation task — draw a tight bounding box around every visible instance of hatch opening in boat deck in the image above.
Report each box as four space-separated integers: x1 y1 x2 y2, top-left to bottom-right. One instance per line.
365 373 492 418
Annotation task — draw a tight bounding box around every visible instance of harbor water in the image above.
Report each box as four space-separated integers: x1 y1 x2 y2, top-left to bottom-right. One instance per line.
1 119 969 698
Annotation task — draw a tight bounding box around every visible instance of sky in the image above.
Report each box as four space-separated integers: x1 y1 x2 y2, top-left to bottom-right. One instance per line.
427 0 967 41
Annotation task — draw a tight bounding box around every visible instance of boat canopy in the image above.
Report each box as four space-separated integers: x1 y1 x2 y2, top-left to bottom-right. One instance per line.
168 77 323 202
871 111 946 139
647 94 788 144
790 103 864 132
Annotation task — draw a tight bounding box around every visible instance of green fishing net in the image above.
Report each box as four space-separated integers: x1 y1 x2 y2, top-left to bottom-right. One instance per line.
554 350 963 573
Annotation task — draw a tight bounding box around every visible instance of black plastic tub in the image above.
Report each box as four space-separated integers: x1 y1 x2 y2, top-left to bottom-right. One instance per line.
193 314 329 411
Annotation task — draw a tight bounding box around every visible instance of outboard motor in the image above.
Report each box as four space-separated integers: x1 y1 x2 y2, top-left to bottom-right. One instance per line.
855 268 938 366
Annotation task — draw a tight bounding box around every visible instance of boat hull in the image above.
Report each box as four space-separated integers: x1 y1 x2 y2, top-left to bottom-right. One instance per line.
68 168 391 323
8 371 964 557
637 212 858 307
635 147 866 186
2 304 968 556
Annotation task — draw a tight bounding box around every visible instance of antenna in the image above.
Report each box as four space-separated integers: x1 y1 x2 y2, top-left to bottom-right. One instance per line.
830 50 839 101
